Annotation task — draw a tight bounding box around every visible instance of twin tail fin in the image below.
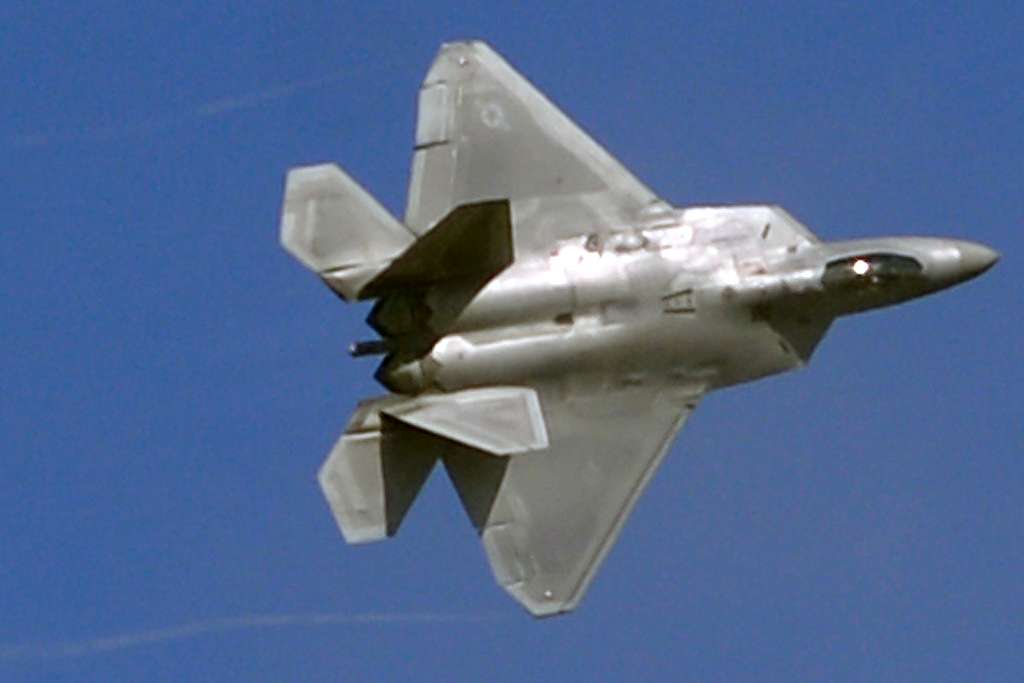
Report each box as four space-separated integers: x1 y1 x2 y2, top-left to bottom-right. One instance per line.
318 387 547 543
280 163 512 302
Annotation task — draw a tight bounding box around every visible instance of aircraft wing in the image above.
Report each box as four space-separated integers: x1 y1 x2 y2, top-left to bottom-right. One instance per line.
443 381 704 616
405 41 670 256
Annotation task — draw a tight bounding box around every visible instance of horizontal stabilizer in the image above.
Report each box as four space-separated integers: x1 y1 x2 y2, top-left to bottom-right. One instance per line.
318 387 548 545
280 163 415 299
382 386 548 456
359 200 512 299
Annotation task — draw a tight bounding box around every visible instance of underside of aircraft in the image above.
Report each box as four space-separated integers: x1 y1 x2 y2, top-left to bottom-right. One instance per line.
280 41 997 616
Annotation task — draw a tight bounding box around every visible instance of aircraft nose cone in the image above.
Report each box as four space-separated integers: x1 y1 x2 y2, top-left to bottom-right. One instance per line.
957 241 999 278
920 239 998 289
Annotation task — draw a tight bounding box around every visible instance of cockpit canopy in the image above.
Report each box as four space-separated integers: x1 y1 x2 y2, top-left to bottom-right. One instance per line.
822 253 924 289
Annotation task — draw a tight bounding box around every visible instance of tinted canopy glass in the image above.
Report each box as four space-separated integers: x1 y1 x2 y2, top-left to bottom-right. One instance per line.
822 253 923 288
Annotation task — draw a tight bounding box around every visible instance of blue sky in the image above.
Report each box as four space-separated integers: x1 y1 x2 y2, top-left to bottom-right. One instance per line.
2 2 1021 681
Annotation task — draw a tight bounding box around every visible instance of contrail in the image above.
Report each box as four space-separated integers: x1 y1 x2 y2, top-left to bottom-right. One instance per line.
8 72 348 148
0 611 498 661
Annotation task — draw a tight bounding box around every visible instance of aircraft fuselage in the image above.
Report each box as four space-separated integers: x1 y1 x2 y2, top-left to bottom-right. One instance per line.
380 205 996 396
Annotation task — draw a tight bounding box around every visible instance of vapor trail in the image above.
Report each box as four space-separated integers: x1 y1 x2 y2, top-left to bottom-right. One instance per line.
0 611 497 661
8 72 347 148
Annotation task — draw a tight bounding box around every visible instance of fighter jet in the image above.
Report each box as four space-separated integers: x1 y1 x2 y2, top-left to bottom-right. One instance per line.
280 41 998 617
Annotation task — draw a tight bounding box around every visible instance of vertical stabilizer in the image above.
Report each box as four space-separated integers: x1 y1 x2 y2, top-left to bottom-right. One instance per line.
318 388 549 544
318 397 438 543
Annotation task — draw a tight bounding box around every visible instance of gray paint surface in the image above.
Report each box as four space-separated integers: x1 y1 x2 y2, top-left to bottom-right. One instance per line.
281 41 998 617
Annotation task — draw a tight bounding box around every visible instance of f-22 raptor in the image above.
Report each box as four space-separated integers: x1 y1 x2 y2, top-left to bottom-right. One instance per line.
280 41 998 616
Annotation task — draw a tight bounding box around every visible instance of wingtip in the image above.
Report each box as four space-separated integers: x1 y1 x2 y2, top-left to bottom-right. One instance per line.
501 578 583 618
436 39 499 63
440 38 489 49
517 592 577 619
